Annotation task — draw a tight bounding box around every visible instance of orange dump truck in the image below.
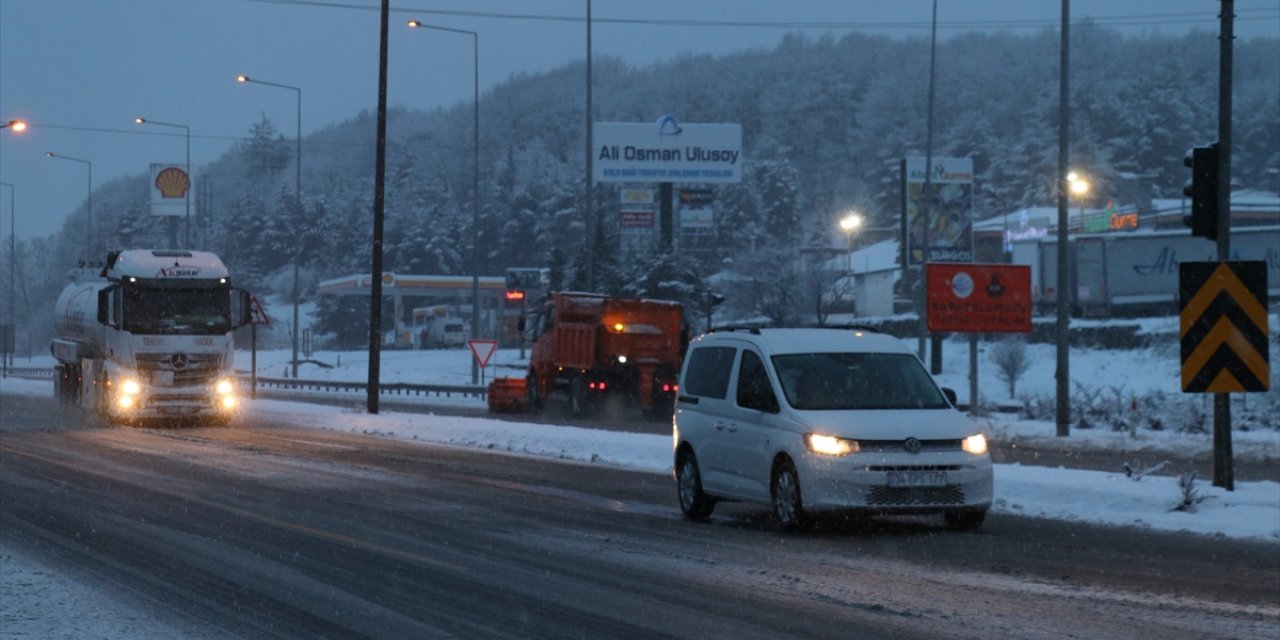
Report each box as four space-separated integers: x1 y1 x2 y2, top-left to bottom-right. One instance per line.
487 292 685 418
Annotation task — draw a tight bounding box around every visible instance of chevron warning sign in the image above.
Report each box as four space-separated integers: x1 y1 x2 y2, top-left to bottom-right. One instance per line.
1179 261 1270 393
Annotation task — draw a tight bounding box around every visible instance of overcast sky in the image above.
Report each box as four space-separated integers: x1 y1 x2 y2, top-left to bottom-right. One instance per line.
1 0 1277 242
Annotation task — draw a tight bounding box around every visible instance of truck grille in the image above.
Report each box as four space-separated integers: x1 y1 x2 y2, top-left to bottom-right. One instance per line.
136 353 222 387
866 486 966 507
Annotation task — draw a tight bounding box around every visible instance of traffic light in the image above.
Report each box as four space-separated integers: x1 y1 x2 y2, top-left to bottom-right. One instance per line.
1182 143 1220 241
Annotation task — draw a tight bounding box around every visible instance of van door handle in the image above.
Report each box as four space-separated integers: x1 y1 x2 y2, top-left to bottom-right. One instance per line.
715 421 726 431
726 423 738 433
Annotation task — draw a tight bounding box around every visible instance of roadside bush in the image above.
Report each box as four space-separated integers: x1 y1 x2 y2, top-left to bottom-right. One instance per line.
989 337 1032 398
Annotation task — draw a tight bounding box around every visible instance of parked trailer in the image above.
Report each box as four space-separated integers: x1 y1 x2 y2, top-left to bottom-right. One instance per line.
1011 226 1279 316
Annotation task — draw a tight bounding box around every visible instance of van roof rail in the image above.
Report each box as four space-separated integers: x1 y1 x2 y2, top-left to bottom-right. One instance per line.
708 325 762 335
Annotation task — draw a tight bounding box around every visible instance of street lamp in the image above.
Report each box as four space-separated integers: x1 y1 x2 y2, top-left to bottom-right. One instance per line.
1 120 26 132
134 117 191 248
237 74 303 379
0 182 13 371
838 212 863 274
407 19 483 385
45 152 93 256
1068 171 1090 231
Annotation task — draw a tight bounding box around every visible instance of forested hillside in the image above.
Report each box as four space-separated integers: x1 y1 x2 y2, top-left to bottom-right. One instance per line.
8 26 1279 348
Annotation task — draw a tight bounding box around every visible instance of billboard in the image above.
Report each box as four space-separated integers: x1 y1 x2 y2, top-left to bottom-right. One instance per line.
594 116 742 184
926 263 1032 333
150 163 191 217
679 188 714 230
619 187 654 231
903 156 974 264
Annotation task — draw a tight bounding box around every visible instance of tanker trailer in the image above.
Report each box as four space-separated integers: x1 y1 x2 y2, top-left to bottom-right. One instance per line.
51 249 252 424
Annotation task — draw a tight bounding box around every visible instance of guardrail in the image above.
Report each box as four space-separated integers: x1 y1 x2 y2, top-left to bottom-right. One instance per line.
3 367 54 379
247 375 488 400
0 367 489 400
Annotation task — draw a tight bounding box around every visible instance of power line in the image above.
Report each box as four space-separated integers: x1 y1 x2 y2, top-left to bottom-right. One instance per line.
239 0 1278 31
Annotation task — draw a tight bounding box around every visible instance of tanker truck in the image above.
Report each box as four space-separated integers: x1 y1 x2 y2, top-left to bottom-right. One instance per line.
51 249 252 424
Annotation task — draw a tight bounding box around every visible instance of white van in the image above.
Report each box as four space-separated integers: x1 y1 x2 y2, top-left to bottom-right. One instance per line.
673 327 993 530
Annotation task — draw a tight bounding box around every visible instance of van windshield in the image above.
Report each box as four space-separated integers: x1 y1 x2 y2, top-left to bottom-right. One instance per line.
771 352 949 410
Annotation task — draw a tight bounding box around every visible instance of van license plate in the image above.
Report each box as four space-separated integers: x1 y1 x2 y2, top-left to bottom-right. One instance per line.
887 471 947 487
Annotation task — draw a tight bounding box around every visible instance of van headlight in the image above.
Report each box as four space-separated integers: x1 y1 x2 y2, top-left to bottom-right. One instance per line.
962 433 988 455
215 379 235 395
805 433 859 456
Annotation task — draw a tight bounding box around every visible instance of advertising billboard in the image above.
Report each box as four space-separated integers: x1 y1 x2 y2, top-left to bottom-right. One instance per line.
594 116 742 184
903 156 974 264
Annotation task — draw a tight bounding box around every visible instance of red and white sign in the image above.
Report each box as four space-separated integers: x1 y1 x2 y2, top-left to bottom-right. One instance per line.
249 296 271 326
926 263 1031 333
467 339 499 367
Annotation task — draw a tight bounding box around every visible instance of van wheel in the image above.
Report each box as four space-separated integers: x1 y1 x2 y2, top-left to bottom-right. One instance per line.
676 450 715 520
771 459 809 529
944 508 987 532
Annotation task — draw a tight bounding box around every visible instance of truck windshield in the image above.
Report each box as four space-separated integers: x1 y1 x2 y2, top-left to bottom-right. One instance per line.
772 352 950 411
122 286 232 335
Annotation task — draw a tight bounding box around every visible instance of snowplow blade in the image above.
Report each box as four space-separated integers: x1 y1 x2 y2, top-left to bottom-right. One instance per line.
487 377 528 413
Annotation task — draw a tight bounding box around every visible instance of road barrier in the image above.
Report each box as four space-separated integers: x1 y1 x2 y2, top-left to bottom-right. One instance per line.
1 367 489 400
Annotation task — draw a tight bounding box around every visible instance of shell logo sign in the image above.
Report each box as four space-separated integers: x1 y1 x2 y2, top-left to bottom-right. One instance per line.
149 163 192 217
155 167 190 198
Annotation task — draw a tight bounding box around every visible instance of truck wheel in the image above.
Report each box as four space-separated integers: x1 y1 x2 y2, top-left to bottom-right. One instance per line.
569 377 592 418
526 376 544 414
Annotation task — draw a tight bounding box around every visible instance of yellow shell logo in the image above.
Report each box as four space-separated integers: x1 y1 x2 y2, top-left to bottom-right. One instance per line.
155 167 190 198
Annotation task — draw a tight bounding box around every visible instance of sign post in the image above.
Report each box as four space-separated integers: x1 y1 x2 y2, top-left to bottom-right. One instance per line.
249 296 271 399
926 264 1032 414
1180 260 1270 490
468 339 499 386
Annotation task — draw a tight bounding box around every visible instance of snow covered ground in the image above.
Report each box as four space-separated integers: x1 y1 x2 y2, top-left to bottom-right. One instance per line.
3 339 1277 639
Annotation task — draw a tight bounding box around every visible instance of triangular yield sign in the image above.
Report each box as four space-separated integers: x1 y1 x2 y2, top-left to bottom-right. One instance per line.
467 339 499 367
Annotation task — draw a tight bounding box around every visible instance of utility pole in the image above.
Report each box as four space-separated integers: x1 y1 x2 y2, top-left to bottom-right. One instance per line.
367 0 390 414
1055 0 1072 438
1213 0 1235 490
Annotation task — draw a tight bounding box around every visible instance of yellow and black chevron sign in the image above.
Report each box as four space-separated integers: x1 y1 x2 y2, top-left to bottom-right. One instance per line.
1180 261 1270 393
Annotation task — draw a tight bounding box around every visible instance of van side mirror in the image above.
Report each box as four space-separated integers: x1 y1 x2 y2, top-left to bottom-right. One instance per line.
941 387 959 409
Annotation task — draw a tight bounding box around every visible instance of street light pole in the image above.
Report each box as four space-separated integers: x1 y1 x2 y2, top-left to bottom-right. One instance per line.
134 118 190 249
45 153 92 256
237 75 304 379
407 20 483 384
1 182 13 371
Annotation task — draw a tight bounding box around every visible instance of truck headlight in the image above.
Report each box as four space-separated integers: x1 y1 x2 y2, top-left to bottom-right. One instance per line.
121 378 142 396
962 434 988 455
118 395 135 409
215 379 235 395
805 433 859 456
220 396 238 410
